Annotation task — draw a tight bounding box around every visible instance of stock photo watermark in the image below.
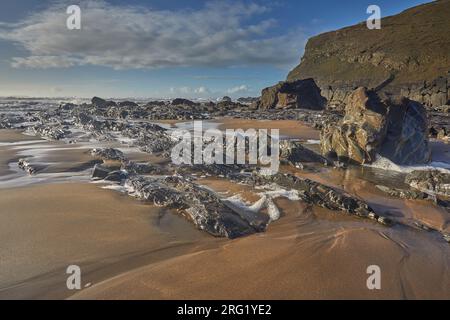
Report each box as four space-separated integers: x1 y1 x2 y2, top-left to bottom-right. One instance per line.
170 121 280 175
366 265 381 290
66 265 91 290
367 5 381 30
66 5 81 30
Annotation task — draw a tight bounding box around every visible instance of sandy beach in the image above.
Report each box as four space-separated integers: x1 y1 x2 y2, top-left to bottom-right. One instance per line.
1 125 449 300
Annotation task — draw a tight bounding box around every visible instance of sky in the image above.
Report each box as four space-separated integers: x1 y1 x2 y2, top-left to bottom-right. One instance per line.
0 0 431 99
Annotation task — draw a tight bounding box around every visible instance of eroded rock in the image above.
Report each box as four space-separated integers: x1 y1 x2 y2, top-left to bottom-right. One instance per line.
405 170 450 197
90 148 125 161
258 79 326 110
321 88 431 165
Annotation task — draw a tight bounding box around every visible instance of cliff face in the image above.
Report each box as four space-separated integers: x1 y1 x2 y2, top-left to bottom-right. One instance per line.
287 0 450 108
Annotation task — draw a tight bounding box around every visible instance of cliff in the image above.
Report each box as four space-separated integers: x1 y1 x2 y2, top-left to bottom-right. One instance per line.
287 0 450 108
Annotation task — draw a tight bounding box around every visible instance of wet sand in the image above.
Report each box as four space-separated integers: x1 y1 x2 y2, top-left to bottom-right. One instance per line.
217 118 320 140
72 191 450 300
0 183 212 299
1 128 450 300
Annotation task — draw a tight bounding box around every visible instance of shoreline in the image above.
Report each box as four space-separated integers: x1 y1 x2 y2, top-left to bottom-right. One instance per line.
0 124 449 300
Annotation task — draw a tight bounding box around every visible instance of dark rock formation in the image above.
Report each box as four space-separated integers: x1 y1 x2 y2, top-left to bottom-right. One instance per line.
118 101 139 108
90 148 125 161
257 79 326 110
287 0 450 108
29 124 69 140
18 159 36 175
171 98 197 107
321 88 430 165
237 97 259 104
125 176 266 238
242 172 393 226
405 170 450 196
375 185 430 200
91 97 117 109
279 140 328 167
121 161 161 175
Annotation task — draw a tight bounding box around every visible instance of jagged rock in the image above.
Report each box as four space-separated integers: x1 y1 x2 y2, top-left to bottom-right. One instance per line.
220 96 232 102
59 103 76 111
279 140 328 167
118 101 138 108
375 185 430 200
237 97 259 104
242 172 393 225
175 163 251 179
171 98 197 107
134 132 177 154
321 88 431 165
405 170 450 196
29 124 69 140
18 159 36 175
90 148 125 161
258 79 326 110
121 161 160 175
91 97 117 108
125 176 264 238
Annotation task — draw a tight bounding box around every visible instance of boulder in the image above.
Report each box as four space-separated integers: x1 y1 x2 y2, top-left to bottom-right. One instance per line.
405 170 450 197
18 159 36 175
171 98 197 106
118 101 138 108
321 87 431 165
258 79 326 110
91 97 117 108
279 140 328 167
90 148 125 161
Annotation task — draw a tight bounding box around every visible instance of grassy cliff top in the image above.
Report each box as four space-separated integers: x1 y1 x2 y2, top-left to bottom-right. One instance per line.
287 0 450 87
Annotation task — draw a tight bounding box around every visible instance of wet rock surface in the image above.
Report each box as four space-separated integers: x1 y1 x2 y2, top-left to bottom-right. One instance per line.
125 176 263 238
321 88 431 165
18 159 36 175
279 140 328 167
405 170 450 197
90 148 125 161
257 79 326 110
241 172 392 225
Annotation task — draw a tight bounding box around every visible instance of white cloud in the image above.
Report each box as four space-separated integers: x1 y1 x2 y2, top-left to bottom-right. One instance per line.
0 0 306 70
170 86 211 97
227 85 250 94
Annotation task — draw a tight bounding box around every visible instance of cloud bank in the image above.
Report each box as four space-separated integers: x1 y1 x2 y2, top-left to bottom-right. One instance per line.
0 0 306 70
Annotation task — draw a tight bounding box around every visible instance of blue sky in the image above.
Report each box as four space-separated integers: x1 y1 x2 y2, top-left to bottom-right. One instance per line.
0 0 430 99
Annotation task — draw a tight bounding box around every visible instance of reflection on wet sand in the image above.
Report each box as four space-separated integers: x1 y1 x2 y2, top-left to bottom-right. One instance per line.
0 123 449 299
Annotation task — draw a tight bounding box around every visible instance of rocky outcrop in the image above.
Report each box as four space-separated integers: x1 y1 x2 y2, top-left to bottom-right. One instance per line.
18 159 36 175
257 79 326 110
287 0 450 109
29 123 69 140
125 176 266 238
90 148 125 161
171 98 197 107
321 88 430 165
279 140 328 167
91 96 117 109
405 170 450 197
243 172 392 226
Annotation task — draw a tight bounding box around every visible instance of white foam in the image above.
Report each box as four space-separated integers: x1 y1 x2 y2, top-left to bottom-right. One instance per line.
306 139 321 145
224 185 300 222
367 155 450 174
